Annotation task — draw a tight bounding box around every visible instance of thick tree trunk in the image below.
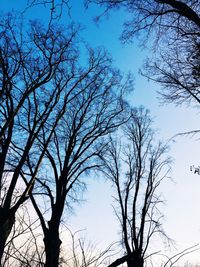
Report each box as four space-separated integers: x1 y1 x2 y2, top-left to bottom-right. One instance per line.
127 254 143 267
43 199 65 267
44 230 62 267
0 209 15 265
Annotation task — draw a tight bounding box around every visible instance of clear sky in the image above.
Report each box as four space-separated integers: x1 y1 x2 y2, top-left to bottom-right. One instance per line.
1 1 200 265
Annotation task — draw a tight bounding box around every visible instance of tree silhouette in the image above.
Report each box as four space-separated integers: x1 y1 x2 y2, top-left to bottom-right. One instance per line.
0 5 134 265
87 1 200 107
99 107 171 267
21 47 131 267
0 13 80 264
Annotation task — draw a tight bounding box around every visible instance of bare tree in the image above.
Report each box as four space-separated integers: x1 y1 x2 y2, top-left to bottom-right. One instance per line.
142 38 200 107
86 1 200 108
18 47 132 267
0 12 80 264
85 1 200 41
99 107 171 267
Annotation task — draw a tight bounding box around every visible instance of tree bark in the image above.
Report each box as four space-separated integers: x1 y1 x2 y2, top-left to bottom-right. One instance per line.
0 208 15 265
43 229 62 267
127 253 143 267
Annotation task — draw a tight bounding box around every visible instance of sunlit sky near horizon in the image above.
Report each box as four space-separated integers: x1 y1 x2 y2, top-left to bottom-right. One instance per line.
2 0 200 265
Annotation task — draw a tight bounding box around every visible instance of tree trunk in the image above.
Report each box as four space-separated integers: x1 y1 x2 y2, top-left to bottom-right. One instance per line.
44 230 62 267
127 253 143 267
0 209 15 265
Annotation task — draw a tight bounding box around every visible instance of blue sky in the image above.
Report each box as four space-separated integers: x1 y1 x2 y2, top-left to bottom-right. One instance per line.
1 0 200 264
